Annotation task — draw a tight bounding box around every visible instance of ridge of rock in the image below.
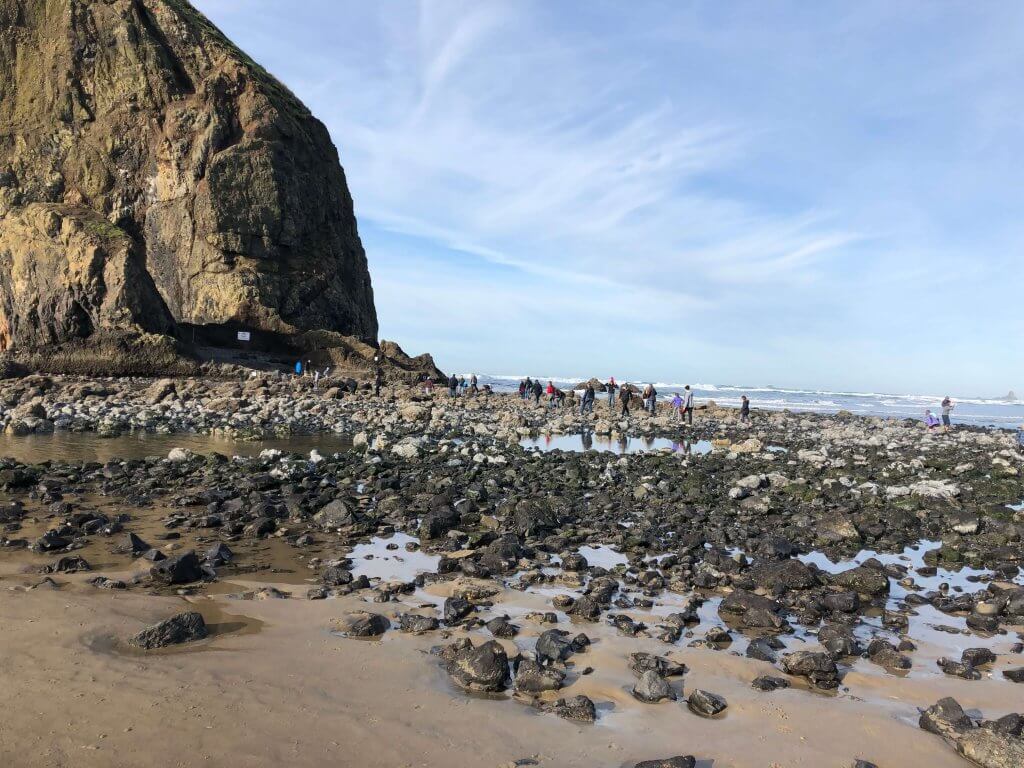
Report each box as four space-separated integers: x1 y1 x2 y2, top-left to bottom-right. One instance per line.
0 0 378 370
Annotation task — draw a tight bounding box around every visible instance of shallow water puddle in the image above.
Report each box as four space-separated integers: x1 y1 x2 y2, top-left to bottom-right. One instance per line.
348 532 441 582
0 430 353 464
797 540 998 596
578 545 630 569
519 434 712 455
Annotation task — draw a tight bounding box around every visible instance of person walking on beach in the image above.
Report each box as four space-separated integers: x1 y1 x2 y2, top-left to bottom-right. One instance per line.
645 384 658 414
941 396 954 431
374 367 384 397
448 373 459 399
580 383 596 415
518 379 527 399
531 378 542 405
671 392 683 420
524 377 533 401
470 374 478 394
740 395 750 423
607 377 617 410
681 385 694 425
619 383 631 416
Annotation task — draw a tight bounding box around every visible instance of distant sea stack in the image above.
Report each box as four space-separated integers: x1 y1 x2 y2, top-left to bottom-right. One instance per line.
0 0 388 374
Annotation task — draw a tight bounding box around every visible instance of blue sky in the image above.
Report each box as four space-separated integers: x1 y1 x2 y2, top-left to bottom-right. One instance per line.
195 0 1023 395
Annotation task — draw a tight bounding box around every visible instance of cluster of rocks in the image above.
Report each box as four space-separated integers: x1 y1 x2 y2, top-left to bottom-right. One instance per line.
1 381 1022 764
920 697 1024 768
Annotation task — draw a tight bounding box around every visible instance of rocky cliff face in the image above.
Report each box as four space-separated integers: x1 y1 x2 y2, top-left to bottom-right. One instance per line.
0 0 378 355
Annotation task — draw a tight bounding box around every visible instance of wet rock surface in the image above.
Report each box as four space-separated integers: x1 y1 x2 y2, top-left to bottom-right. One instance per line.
920 697 1024 768
128 611 208 650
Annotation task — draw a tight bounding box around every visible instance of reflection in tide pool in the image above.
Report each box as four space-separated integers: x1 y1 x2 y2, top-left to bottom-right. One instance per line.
0 430 353 464
797 540 1003 597
520 433 713 455
347 532 441 582
578 545 630 569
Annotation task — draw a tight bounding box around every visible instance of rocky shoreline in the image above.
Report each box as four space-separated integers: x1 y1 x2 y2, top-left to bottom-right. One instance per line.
1 375 1023 767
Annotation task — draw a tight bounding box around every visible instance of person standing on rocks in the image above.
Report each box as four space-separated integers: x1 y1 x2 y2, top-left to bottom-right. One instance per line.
740 395 750 423
546 380 557 408
374 367 384 397
470 374 478 394
448 373 459 399
644 384 658 414
580 383 596 415
941 396 954 431
671 392 683 420
682 385 694 425
619 383 632 416
294 360 302 377
606 377 617 410
532 378 543 405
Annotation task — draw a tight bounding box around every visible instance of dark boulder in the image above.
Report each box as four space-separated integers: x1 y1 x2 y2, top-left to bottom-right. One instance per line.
334 611 390 638
398 613 439 634
43 555 91 573
536 629 577 664
632 670 676 703
150 551 203 585
781 651 841 689
546 695 596 723
313 499 355 529
830 565 889 597
634 758 696 768
447 640 510 692
752 675 790 692
687 689 727 717
128 611 207 650
628 652 687 678
511 500 560 537
514 659 565 693
443 596 475 624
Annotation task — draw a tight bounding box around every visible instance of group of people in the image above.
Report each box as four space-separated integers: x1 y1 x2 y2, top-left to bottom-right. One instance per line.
293 360 330 389
924 396 956 432
513 377 752 426
447 373 480 398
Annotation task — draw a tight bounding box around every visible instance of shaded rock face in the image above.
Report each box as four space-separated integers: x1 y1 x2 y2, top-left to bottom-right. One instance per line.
0 0 377 354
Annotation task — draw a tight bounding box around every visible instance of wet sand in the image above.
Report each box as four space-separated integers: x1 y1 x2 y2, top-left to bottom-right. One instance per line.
1 567 1020 768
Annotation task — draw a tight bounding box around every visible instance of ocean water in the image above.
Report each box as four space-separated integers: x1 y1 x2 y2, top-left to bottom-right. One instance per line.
471 374 1024 429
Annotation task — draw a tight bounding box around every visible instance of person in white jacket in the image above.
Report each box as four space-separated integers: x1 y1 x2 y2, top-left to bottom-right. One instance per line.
681 385 694 425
